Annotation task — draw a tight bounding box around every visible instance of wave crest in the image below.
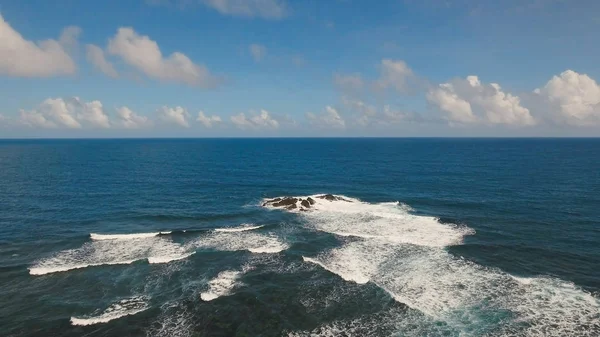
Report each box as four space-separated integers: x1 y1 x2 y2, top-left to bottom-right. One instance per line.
70 296 149 326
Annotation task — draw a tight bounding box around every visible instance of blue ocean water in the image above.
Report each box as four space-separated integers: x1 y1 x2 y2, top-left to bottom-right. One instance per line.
0 138 599 336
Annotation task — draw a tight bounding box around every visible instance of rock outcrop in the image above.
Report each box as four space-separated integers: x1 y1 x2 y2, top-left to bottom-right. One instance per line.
262 194 349 211
315 194 350 202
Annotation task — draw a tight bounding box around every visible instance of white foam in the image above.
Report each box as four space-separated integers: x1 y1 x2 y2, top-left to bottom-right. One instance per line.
303 255 369 284
283 194 600 336
148 251 195 264
200 270 242 301
70 296 148 326
30 235 195 275
192 231 288 255
90 232 167 240
215 224 264 233
294 194 473 247
29 259 139 275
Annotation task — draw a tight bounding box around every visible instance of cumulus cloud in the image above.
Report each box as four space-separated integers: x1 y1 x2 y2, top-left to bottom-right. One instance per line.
19 97 111 129
334 59 416 96
342 97 376 117
197 111 222 127
0 14 78 77
427 75 535 126
201 0 287 19
107 27 218 87
382 105 413 123
533 70 600 126
374 59 415 93
158 106 190 127
86 44 118 78
230 109 280 129
116 107 150 128
249 44 267 62
58 26 82 50
306 106 345 129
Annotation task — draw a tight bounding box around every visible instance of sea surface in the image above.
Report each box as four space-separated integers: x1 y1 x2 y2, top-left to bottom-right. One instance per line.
0 138 599 337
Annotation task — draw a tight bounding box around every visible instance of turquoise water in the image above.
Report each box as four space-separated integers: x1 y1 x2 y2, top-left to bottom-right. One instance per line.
0 138 598 336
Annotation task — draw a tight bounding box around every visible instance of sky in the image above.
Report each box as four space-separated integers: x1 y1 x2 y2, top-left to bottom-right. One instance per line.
0 0 599 138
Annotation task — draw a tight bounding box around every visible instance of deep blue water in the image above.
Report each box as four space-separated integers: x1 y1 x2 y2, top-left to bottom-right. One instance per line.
0 138 599 336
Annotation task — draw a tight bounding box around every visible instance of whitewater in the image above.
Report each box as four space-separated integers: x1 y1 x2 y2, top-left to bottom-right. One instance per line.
270 195 600 337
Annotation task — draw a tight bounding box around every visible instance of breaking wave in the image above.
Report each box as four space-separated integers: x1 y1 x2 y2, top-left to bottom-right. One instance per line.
200 270 243 301
192 231 288 254
70 296 149 326
214 224 264 233
269 194 600 336
90 232 171 241
30 234 193 275
30 225 287 275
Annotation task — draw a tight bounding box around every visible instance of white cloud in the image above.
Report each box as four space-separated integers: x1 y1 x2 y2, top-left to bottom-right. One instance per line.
342 97 376 117
158 106 190 127
0 14 77 77
334 74 365 92
382 105 411 123
427 84 476 124
197 110 222 127
107 27 218 87
427 75 535 126
116 107 150 128
58 26 82 50
534 70 600 126
201 0 287 19
374 59 414 93
307 106 345 129
18 97 111 129
76 99 111 128
20 109 57 128
230 109 280 129
249 44 267 62
86 44 118 78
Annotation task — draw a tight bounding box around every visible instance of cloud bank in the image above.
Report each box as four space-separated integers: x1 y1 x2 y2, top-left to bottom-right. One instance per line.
0 14 78 77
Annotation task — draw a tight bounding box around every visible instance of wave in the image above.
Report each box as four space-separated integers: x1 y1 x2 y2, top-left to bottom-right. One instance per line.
148 251 195 264
200 270 242 301
214 224 264 233
70 296 149 326
31 225 286 275
191 231 288 255
265 194 473 247
288 194 600 336
29 259 139 275
90 232 171 241
302 256 369 284
30 234 194 275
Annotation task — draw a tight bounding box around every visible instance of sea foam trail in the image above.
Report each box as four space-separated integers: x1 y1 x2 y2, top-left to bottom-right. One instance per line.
200 270 242 301
90 232 170 241
192 231 288 254
214 224 264 233
30 234 193 275
271 194 600 336
70 296 149 326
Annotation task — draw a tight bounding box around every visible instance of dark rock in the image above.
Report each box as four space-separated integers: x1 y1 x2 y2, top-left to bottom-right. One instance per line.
286 204 297 210
273 198 297 207
317 194 338 201
300 200 311 208
307 197 316 205
262 197 283 206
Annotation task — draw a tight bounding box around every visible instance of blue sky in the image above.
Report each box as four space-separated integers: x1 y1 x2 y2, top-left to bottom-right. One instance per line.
1 0 599 137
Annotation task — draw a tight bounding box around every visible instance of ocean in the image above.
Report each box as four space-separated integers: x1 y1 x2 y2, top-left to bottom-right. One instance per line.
0 138 598 337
